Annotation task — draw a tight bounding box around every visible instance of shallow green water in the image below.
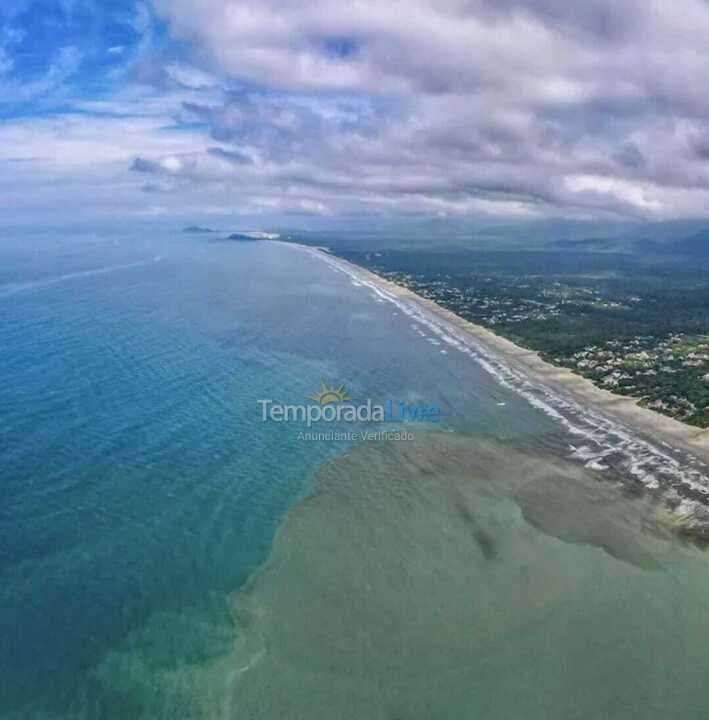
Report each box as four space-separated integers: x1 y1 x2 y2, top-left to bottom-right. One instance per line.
227 432 709 719
2 229 709 718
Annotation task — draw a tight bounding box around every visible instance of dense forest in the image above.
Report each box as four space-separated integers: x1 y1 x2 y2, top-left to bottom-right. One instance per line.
316 239 709 427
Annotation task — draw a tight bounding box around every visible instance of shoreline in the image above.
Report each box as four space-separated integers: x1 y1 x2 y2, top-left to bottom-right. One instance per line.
300 245 709 471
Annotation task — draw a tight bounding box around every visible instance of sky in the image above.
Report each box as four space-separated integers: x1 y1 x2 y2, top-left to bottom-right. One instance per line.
4 0 709 225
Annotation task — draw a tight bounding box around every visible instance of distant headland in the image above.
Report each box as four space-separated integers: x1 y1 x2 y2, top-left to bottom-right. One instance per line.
183 225 216 234
227 231 281 241
182 226 280 241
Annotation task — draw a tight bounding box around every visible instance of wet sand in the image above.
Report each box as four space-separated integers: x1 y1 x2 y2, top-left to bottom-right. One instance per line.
214 245 709 718
313 248 709 462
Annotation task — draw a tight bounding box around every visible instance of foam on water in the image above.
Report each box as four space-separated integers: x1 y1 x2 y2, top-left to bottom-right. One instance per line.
222 431 709 719
0 256 163 298
300 245 709 523
6 233 709 719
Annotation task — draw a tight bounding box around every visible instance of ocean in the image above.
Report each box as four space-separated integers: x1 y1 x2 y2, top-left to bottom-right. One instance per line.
2 227 709 719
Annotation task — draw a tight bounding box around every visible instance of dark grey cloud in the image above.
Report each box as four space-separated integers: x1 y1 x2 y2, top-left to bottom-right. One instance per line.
613 144 646 169
690 133 709 161
207 147 253 165
138 0 709 219
131 156 160 174
472 0 645 43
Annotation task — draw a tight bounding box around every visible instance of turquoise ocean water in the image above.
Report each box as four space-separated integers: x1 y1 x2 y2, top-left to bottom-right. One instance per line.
3 228 709 719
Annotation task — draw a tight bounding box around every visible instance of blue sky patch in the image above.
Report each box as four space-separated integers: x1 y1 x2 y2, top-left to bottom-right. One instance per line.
0 0 165 117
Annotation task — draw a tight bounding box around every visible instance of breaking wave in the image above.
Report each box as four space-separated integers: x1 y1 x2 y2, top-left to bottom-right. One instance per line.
304 246 709 523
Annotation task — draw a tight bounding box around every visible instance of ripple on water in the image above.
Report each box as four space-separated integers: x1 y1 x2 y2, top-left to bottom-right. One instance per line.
221 430 709 720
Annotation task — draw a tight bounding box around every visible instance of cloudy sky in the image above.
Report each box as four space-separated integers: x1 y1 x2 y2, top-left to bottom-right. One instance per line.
4 0 709 224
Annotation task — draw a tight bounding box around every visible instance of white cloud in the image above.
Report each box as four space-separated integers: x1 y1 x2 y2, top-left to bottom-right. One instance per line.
0 113 209 169
164 62 220 90
0 44 82 108
122 0 709 218
10 0 709 221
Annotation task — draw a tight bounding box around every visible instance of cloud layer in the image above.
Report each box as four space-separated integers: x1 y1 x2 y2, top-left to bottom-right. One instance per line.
6 1 709 221
139 0 709 219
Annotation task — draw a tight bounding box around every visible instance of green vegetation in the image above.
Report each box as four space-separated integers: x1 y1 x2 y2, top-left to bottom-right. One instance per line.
332 245 709 428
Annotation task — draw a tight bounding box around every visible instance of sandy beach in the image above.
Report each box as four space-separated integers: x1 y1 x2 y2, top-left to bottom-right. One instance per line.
308 247 709 479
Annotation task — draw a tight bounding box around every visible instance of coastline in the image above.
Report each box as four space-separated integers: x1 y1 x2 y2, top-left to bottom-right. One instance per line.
299 245 709 471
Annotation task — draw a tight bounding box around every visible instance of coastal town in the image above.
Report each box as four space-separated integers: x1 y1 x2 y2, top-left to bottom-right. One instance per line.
366 266 709 428
556 335 709 425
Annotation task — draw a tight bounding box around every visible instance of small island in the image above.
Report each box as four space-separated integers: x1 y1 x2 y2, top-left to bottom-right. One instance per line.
226 231 280 241
227 233 259 241
183 225 216 234
183 227 281 241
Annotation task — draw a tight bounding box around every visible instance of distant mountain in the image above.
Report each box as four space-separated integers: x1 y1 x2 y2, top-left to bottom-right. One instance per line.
226 231 280 241
550 227 709 257
632 229 709 256
675 230 709 256
227 233 259 241
551 237 621 251
183 225 216 233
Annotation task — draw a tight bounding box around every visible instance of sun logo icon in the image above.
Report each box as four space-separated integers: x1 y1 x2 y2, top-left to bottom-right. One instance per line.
307 381 351 405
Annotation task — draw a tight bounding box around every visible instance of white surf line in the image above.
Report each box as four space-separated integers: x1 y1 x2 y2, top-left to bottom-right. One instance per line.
300 245 709 514
0 256 163 298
